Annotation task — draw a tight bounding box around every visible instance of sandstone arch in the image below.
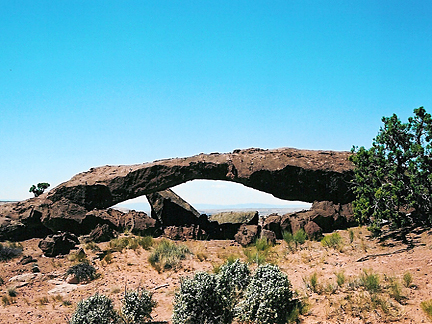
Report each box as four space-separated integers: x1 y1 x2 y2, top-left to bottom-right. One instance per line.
0 147 355 238
47 147 355 210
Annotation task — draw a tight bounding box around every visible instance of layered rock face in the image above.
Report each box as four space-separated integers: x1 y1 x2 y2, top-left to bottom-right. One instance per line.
0 147 354 240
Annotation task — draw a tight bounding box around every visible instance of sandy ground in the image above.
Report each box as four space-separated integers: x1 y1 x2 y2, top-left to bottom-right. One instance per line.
0 226 431 324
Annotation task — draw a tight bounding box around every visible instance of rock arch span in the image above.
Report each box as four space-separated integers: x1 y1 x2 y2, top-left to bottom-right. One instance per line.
47 147 355 211
0 147 355 239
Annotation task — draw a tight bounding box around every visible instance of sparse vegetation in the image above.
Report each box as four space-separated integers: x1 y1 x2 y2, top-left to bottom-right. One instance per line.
388 277 405 303
359 269 381 293
421 299 432 320
304 272 319 293
29 182 50 197
148 239 192 272
321 232 343 250
348 229 355 243
68 249 88 263
110 235 154 252
403 271 413 288
283 229 307 252
335 271 345 287
7 287 16 297
293 229 307 247
84 242 100 252
2 295 13 306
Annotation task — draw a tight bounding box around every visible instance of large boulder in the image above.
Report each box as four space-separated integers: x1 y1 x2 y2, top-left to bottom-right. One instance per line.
209 211 258 240
147 189 201 227
38 232 79 257
163 225 207 241
280 201 356 236
263 214 282 239
88 224 117 243
234 225 260 247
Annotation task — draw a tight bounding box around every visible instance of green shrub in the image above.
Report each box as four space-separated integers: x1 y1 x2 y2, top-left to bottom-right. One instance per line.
388 278 405 303
254 238 272 251
236 264 294 324
217 259 250 295
69 293 118 324
307 272 319 293
321 232 343 250
421 299 432 320
335 271 345 287
66 262 97 283
349 229 355 243
359 269 380 293
121 289 157 324
109 237 131 252
148 239 192 272
137 236 154 250
293 229 307 247
172 272 232 324
283 231 294 250
84 242 100 252
403 271 413 288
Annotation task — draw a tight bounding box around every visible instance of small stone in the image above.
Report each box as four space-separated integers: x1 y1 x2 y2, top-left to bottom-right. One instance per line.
66 274 79 284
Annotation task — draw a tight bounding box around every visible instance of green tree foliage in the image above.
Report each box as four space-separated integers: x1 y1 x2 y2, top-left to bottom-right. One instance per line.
29 182 50 197
350 107 432 232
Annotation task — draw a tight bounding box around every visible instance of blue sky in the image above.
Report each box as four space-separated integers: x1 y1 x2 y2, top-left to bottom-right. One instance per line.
1 1 431 209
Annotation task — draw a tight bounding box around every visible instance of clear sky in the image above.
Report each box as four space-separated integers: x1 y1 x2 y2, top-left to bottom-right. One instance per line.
1 1 431 209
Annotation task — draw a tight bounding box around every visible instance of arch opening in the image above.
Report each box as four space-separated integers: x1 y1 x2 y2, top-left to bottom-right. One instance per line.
114 179 311 215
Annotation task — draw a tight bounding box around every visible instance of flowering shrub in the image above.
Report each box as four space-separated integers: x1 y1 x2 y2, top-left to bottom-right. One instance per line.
236 264 294 324
69 293 118 324
172 271 232 324
121 289 157 324
217 259 250 295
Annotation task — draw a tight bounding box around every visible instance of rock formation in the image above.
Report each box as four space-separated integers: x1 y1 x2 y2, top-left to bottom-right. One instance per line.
0 147 354 240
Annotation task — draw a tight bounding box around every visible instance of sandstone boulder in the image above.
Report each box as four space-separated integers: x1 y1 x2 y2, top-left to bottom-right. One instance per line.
260 229 276 245
38 232 79 257
234 225 260 246
263 214 282 239
163 225 207 241
304 221 322 239
147 189 201 226
88 224 117 243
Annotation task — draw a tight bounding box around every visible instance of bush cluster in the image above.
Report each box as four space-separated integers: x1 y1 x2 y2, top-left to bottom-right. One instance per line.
69 293 118 324
70 289 156 324
121 289 157 324
172 260 295 324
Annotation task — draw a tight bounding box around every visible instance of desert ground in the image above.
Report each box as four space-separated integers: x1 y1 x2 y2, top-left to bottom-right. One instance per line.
0 226 431 324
